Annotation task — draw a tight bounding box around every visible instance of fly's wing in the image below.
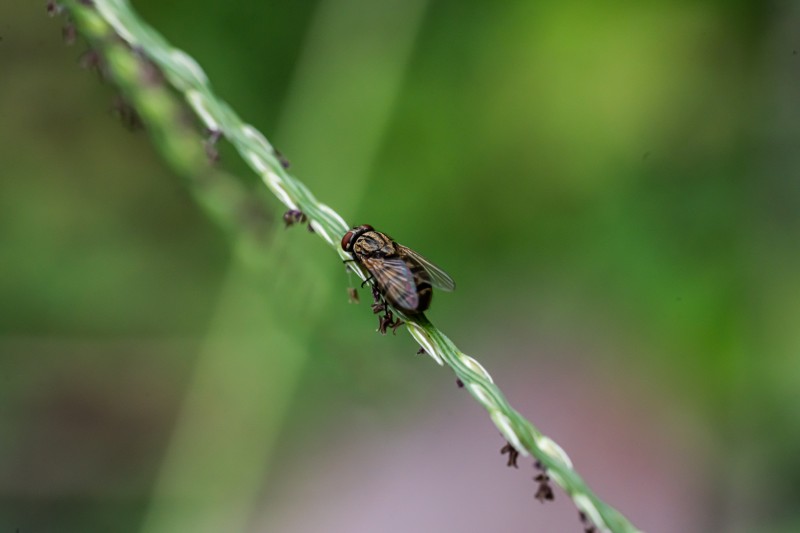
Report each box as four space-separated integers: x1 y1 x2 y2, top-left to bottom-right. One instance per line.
361 255 419 310
396 245 456 291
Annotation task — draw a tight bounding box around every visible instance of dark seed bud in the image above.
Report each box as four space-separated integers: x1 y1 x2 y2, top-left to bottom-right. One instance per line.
531 460 555 502
578 511 597 533
500 442 519 468
378 314 392 335
110 95 144 130
46 1 61 16
273 148 290 169
62 23 76 45
347 287 359 304
282 209 307 228
204 130 222 163
371 285 382 302
534 483 554 502
78 49 102 71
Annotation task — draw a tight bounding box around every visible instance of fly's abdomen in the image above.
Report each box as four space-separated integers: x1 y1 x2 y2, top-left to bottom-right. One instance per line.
409 262 433 312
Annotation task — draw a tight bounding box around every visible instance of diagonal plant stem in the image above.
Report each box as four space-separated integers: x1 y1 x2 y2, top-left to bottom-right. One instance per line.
60 1 643 531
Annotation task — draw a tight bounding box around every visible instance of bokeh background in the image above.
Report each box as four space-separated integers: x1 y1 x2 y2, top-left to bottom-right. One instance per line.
2 1 800 532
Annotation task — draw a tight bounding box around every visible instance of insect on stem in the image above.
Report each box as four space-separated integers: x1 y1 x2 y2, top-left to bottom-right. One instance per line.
340 224 455 318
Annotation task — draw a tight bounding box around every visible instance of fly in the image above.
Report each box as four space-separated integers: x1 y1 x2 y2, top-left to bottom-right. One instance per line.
341 224 455 315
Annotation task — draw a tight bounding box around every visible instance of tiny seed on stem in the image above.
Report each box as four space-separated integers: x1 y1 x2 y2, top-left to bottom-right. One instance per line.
500 441 519 468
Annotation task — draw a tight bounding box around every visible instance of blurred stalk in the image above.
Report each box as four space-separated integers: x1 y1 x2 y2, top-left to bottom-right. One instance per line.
56 8 312 532
59 0 427 531
139 0 428 530
139 242 327 533
275 0 428 216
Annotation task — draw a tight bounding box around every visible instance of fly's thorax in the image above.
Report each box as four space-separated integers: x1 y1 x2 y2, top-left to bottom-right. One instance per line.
354 231 396 258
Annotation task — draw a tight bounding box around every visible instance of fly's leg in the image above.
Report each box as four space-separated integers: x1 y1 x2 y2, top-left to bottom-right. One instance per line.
367 285 404 335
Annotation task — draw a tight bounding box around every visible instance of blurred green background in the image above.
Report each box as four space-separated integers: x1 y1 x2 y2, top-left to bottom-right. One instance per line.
2 1 800 532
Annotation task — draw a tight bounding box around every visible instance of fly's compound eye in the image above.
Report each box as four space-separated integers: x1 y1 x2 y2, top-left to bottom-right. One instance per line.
342 231 354 252
343 225 375 252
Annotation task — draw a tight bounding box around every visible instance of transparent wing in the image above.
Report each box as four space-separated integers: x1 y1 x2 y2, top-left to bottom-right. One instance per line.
396 245 456 291
361 255 419 310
